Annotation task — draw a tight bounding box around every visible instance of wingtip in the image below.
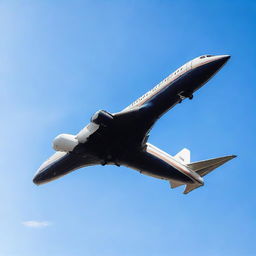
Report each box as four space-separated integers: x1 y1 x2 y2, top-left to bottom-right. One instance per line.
223 155 237 161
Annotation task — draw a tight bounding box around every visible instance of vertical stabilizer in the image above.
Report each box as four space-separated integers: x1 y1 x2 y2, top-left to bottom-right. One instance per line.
174 148 190 164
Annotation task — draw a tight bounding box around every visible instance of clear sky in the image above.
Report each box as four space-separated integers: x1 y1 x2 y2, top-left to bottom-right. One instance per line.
0 0 255 255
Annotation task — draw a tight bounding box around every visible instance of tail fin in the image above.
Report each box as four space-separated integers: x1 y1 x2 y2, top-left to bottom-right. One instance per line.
174 148 190 164
187 155 237 177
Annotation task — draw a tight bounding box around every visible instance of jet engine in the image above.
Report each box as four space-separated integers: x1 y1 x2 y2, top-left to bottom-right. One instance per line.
90 110 114 127
52 134 78 152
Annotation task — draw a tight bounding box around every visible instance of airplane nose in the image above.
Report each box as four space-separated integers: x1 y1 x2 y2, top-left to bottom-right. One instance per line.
203 54 231 76
222 55 231 60
220 54 230 61
213 55 231 66
188 55 231 92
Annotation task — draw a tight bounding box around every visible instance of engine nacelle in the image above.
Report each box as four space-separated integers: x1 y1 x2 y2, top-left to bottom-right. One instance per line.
90 110 114 127
76 122 99 143
52 134 78 152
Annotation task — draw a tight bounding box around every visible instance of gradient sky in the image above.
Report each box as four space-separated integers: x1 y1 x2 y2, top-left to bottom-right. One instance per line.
1 1 255 255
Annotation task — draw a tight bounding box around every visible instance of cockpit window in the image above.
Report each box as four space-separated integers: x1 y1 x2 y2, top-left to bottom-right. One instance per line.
200 55 214 59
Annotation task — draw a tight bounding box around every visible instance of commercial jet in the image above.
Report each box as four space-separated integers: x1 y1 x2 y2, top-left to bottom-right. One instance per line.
33 54 236 194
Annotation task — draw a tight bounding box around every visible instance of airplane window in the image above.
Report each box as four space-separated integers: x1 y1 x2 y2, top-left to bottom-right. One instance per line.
206 55 213 57
200 56 206 59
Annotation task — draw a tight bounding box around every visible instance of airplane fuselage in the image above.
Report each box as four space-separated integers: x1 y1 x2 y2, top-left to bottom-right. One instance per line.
33 55 231 187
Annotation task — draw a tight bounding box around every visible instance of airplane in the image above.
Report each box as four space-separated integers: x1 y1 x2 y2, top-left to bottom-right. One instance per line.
33 54 236 194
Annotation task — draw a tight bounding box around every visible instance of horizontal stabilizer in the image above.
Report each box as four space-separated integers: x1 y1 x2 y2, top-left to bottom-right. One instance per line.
183 183 203 194
168 153 236 194
174 148 190 164
187 155 236 177
169 180 184 189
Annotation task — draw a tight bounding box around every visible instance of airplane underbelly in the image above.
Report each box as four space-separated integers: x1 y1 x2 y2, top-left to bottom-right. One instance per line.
139 168 193 183
120 151 194 183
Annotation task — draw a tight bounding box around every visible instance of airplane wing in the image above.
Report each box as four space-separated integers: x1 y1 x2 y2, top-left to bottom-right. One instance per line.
113 88 182 146
33 151 101 185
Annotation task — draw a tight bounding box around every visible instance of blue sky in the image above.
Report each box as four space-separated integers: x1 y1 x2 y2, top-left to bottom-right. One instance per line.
0 0 255 255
